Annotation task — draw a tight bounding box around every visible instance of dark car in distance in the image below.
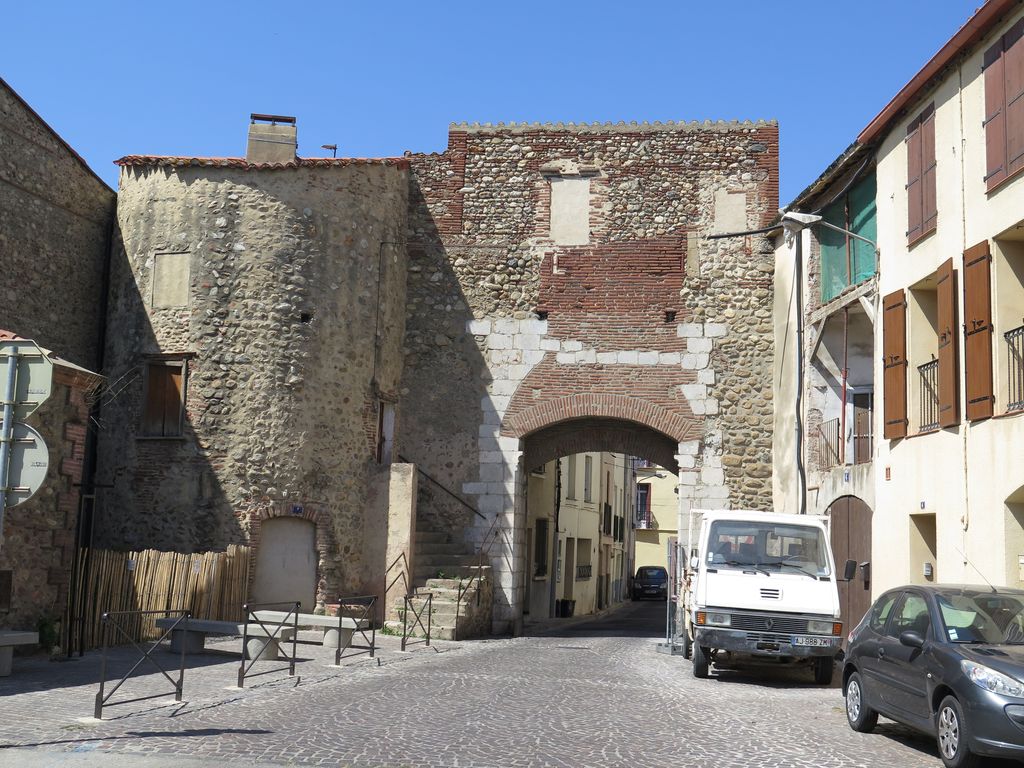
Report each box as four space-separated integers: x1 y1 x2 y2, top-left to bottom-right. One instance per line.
843 584 1024 768
633 566 668 601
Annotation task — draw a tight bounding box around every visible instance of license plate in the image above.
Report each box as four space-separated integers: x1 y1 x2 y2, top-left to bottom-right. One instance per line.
792 635 832 647
645 589 658 593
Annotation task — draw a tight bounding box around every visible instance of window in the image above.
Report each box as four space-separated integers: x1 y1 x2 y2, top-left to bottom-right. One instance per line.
906 104 937 243
575 538 592 580
868 592 899 632
376 402 395 464
142 360 186 437
566 456 577 500
549 176 590 245
888 593 932 639
984 19 1024 191
636 483 651 528
583 456 593 503
819 174 876 303
533 519 549 578
993 238 1024 413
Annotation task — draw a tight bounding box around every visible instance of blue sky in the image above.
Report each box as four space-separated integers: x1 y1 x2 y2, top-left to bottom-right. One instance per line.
4 1 980 203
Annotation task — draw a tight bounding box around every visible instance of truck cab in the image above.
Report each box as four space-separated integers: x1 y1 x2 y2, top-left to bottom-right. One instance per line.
683 510 856 685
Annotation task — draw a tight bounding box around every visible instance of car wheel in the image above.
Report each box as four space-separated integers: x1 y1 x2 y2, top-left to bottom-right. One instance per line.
845 672 878 733
937 695 981 768
692 643 710 679
813 656 835 685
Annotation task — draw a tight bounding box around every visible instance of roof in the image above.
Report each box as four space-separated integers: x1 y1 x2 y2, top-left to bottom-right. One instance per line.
785 0 1022 210
115 155 410 171
0 76 114 193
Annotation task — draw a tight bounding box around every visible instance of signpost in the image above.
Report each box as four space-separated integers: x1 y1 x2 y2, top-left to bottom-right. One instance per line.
0 340 53 548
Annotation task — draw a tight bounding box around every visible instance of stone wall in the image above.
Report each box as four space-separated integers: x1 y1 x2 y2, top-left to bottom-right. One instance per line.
0 79 114 369
400 121 778 631
0 365 98 634
96 158 409 605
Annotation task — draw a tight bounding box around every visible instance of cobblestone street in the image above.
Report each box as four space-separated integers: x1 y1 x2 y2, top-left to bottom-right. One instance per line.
0 602 980 768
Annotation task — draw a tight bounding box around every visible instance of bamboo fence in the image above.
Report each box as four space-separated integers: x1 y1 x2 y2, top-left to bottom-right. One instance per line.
71 544 250 651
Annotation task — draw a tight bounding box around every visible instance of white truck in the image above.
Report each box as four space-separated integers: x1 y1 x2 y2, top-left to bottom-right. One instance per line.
682 509 857 685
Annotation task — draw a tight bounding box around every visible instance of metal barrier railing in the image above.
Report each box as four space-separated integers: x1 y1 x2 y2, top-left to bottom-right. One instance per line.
93 609 190 720
385 551 433 650
455 513 512 633
576 564 593 580
918 360 940 431
237 601 299 689
817 417 841 468
330 594 377 666
401 592 432 651
1007 325 1024 412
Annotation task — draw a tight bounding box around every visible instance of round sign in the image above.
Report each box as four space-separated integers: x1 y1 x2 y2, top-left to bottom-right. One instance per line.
0 340 53 422
5 423 49 507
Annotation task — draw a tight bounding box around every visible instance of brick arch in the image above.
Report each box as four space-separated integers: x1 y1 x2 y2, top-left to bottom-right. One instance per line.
523 418 681 475
246 499 339 607
502 393 699 443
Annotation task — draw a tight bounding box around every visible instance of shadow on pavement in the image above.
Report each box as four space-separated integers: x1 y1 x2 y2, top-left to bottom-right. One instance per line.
0 728 273 751
523 600 667 639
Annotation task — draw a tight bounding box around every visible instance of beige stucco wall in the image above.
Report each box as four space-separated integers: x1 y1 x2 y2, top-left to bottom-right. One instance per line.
872 8 1024 594
634 465 678 570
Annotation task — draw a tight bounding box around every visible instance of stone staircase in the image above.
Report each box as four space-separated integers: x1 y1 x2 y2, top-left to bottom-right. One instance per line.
384 529 493 641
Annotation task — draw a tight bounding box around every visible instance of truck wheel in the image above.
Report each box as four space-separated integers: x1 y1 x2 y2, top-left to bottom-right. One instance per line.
692 643 710 678
679 631 691 660
813 656 834 685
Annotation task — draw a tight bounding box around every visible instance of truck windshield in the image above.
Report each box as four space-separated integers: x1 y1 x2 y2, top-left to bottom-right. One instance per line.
706 520 831 577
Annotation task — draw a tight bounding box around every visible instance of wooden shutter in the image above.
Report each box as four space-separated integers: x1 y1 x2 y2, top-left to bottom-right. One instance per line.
906 115 923 241
985 39 1008 190
163 366 184 436
963 241 994 420
1004 20 1024 179
143 365 166 436
882 290 908 439
921 106 937 236
936 258 959 427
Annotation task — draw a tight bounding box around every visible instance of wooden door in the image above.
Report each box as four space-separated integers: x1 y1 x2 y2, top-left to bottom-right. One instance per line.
828 496 873 637
852 393 873 464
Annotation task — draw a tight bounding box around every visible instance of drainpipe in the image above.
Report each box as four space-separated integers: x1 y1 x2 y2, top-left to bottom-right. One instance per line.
841 307 849 464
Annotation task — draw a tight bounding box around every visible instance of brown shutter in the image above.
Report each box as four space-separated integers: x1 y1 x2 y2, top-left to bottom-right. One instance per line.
963 241 994 420
1004 20 1024 178
936 258 959 427
163 366 184 436
906 116 923 241
921 106 937 236
985 39 1008 190
883 289 908 439
143 364 166 435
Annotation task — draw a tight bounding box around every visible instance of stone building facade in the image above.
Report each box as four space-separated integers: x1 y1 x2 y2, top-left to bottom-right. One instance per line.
95 151 411 606
401 121 778 632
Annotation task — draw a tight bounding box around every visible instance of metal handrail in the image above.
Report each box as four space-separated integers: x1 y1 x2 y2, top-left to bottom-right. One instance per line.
397 454 485 521
401 592 432 651
94 609 190 720
1006 325 1024 412
385 550 433 649
454 513 513 632
237 601 299 688
329 594 377 666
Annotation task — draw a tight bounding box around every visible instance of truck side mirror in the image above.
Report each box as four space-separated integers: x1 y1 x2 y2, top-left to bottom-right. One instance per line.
843 559 857 581
860 561 871 586
689 555 699 570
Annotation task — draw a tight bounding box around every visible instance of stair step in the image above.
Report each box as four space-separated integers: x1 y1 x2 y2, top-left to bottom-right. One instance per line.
415 554 484 567
384 621 457 641
413 531 450 544
413 564 489 580
414 541 475 557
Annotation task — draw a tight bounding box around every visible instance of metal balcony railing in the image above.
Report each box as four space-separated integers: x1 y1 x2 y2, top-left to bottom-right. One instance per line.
817 417 841 469
1007 325 1024 412
918 360 940 431
576 564 592 580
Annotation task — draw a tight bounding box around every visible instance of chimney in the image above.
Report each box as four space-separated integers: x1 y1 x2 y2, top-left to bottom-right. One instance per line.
246 114 297 163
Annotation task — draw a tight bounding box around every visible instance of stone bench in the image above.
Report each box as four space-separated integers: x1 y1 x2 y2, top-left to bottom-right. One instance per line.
252 610 371 651
154 617 295 661
0 631 39 676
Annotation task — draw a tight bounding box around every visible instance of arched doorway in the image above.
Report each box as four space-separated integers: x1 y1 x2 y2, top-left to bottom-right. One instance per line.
826 495 872 631
252 516 318 611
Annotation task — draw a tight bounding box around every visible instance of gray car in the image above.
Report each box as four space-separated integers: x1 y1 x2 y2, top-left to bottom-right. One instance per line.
843 584 1024 767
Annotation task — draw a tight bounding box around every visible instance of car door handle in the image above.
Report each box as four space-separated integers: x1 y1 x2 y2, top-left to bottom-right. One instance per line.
878 647 886 659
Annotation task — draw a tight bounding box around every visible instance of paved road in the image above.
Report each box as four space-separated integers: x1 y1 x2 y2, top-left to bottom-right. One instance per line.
0 602 978 767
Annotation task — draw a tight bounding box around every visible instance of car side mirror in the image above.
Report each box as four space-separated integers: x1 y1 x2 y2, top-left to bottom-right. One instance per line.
900 630 925 649
842 559 857 581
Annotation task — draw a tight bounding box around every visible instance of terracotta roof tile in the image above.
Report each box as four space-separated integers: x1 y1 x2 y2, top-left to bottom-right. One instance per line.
114 155 410 170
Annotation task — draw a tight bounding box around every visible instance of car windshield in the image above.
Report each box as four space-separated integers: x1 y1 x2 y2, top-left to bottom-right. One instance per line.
937 593 1024 644
705 520 831 577
637 568 666 582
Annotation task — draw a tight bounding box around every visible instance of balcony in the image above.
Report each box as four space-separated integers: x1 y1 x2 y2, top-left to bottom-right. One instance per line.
576 564 592 580
918 360 939 432
1008 325 1024 412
